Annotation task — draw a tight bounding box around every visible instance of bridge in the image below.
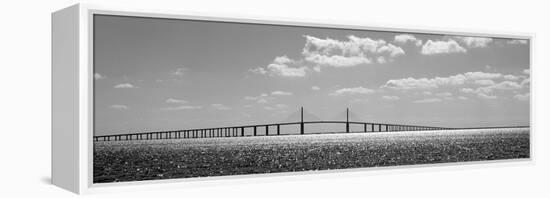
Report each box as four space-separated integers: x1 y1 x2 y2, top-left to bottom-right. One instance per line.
93 107 463 142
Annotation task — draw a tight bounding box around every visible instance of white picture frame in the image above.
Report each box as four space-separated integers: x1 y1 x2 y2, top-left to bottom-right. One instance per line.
52 3 534 194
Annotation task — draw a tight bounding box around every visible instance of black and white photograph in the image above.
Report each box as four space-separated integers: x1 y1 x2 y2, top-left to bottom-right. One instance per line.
92 14 530 183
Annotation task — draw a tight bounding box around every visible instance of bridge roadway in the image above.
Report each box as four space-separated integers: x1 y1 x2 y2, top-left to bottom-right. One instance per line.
93 120 457 142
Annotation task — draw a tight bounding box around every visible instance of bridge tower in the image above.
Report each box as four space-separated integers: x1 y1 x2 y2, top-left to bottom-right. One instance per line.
346 107 350 133
300 107 304 134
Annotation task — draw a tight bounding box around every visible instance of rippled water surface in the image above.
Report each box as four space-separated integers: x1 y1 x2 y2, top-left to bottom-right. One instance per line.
94 128 529 183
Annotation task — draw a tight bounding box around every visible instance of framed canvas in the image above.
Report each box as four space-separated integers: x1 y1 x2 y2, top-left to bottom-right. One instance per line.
52 4 533 194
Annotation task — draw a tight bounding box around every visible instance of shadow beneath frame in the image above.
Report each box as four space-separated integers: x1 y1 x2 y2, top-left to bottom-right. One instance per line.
41 176 52 185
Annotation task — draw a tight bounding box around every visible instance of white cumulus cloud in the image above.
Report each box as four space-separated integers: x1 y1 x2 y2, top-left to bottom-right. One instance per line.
394 34 423 46
253 56 308 77
161 105 202 110
165 98 188 104
311 86 321 91
330 86 375 96
474 79 496 86
211 104 232 110
94 73 106 80
421 39 467 55
382 95 400 100
302 35 405 67
113 83 136 88
455 36 493 48
514 93 529 101
172 67 188 76
271 91 293 96
507 39 528 45
382 71 517 90
477 93 497 99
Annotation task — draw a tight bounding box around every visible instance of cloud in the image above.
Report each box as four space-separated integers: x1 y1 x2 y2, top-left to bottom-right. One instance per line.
476 93 497 99
503 75 520 81
275 104 289 108
520 78 530 87
490 81 523 90
271 91 293 96
245 93 271 104
460 88 476 94
384 70 527 101
474 79 496 86
376 56 387 64
264 106 275 111
330 86 375 96
270 65 307 77
382 95 400 100
463 81 522 94
435 92 453 97
311 86 321 91
302 35 405 67
507 39 528 45
523 69 530 75
313 65 321 72
461 88 500 99
394 34 423 46
172 67 188 76
109 104 128 110
252 35 409 75
460 80 522 99
382 71 516 90
421 39 467 55
455 36 493 48
113 83 136 88
254 56 308 77
464 71 503 80
383 77 443 90
457 96 468 100
304 54 371 67
249 67 267 75
413 98 442 103
94 73 106 80
211 104 232 110
377 43 406 57
161 105 202 110
514 93 529 101
165 98 188 104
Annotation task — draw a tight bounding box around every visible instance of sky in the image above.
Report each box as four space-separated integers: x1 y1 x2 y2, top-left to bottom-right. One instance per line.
93 15 530 135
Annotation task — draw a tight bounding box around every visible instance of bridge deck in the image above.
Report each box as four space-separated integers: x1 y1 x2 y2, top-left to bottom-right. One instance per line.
93 120 469 141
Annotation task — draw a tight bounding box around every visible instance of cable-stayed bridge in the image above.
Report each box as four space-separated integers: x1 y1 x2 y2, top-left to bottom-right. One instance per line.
93 107 523 142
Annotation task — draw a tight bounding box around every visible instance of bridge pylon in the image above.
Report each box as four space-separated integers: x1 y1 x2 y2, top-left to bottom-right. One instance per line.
346 108 350 133
300 107 304 134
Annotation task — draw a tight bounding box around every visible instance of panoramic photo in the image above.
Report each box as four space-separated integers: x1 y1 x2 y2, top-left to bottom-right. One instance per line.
92 15 530 183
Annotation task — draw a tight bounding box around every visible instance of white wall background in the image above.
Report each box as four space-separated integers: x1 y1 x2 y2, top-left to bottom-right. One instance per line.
0 0 548 197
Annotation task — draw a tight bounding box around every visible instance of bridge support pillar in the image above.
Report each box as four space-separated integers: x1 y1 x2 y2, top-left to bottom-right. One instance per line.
277 125 280 135
346 108 349 133
300 107 304 135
